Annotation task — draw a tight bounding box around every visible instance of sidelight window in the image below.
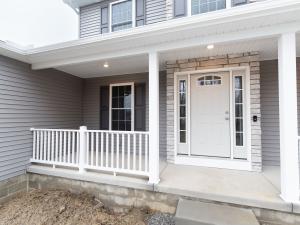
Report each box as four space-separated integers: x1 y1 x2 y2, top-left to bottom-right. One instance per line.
179 80 187 143
234 76 244 146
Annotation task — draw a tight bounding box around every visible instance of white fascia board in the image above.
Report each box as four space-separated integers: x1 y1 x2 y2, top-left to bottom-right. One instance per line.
0 42 29 63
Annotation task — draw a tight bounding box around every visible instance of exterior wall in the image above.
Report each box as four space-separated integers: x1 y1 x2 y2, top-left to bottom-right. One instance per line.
79 0 168 38
0 174 27 203
145 0 167 24
166 52 262 171
80 3 101 38
0 55 83 182
82 72 167 157
260 59 300 167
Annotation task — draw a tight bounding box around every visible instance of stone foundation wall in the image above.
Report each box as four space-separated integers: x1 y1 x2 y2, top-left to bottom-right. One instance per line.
28 174 178 214
0 174 28 204
166 52 262 171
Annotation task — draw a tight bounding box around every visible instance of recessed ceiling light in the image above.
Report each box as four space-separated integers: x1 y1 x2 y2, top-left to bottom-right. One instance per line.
103 62 109 68
207 44 214 50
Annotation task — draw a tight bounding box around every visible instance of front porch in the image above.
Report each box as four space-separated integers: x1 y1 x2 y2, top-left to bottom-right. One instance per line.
27 162 288 213
26 9 300 211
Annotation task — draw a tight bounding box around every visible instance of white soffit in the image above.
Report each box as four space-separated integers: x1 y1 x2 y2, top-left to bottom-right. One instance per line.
56 37 283 78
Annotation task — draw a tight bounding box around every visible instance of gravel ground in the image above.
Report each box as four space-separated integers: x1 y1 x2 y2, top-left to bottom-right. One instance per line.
146 213 175 225
0 190 152 225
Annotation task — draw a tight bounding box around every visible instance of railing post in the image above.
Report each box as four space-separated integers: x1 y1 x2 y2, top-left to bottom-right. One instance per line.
79 126 87 173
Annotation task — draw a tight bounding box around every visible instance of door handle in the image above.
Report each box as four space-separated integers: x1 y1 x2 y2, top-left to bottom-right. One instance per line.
225 117 230 121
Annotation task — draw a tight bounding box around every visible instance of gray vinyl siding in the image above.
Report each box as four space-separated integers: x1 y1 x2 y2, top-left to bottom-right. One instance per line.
0 55 83 182
260 59 300 167
145 0 167 24
79 0 167 38
80 3 101 38
82 72 167 157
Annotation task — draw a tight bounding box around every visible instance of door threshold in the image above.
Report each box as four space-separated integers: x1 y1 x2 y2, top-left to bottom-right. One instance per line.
174 155 252 171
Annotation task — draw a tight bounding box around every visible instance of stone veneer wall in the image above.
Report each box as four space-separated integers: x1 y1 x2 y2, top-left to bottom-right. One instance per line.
166 52 262 172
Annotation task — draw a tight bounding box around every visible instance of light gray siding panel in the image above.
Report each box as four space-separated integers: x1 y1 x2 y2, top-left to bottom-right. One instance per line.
0 55 83 182
146 0 167 24
261 59 300 167
80 3 101 38
83 72 167 157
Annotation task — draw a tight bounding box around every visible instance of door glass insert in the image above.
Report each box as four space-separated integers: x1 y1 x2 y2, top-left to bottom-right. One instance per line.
197 75 221 86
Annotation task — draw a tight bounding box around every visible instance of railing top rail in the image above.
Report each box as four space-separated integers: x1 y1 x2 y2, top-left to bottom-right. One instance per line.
30 128 79 132
85 130 149 135
30 128 149 134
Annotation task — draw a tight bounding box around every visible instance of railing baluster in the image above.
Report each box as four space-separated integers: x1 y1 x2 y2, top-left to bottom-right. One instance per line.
133 134 136 170
51 131 54 162
68 131 71 163
106 132 109 168
47 131 50 161
122 133 125 169
139 133 142 171
127 134 130 170
55 131 58 162
111 133 114 168
63 131 67 163
77 131 80 164
116 133 119 170
96 132 99 167
86 132 89 165
145 134 148 172
59 131 63 162
36 131 40 160
33 131 36 160
43 131 47 161
100 132 104 167
72 132 75 164
91 132 94 166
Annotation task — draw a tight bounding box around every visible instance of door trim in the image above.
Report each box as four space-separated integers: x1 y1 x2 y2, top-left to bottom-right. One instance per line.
173 66 252 171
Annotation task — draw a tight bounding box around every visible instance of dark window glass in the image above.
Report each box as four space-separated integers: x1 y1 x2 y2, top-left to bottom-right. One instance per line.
235 90 243 103
235 119 243 132
235 105 243 117
111 85 132 131
180 131 186 143
180 118 186 130
236 133 243 146
235 76 242 89
180 106 186 117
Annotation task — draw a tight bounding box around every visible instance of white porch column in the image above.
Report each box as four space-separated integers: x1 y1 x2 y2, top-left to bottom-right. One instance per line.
226 0 232 9
148 51 160 184
278 32 300 202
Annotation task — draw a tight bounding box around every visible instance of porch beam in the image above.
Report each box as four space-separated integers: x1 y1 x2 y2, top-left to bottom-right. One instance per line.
148 51 160 184
278 32 300 203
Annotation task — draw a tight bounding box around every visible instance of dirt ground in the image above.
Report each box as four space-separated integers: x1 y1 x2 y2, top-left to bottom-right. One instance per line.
0 190 151 225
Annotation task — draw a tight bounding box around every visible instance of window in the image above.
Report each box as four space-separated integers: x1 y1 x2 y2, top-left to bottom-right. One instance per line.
197 75 221 86
111 0 133 32
110 84 134 131
234 76 244 146
191 0 226 15
179 80 187 143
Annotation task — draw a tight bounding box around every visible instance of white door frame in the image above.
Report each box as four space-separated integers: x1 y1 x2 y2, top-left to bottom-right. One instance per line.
173 66 252 171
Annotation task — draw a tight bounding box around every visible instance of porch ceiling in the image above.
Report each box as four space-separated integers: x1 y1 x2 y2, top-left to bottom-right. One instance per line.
56 36 300 78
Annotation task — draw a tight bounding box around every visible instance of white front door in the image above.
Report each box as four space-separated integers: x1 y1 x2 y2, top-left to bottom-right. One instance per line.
190 72 231 158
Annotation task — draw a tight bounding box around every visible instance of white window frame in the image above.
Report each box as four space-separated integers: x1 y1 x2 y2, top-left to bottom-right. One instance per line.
188 0 229 16
109 0 136 33
109 82 135 131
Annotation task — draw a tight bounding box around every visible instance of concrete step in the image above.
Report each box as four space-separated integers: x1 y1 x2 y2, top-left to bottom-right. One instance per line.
175 199 260 225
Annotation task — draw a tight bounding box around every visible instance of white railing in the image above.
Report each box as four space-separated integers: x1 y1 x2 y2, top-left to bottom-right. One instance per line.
30 127 150 178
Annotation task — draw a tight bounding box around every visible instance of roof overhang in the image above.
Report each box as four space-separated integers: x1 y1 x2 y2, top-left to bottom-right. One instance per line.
1 0 300 72
63 0 104 10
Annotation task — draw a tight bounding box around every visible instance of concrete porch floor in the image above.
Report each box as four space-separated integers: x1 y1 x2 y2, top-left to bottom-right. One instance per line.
27 161 295 214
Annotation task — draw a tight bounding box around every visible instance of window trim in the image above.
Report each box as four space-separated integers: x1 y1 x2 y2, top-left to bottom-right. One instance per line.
109 0 136 33
109 82 135 131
